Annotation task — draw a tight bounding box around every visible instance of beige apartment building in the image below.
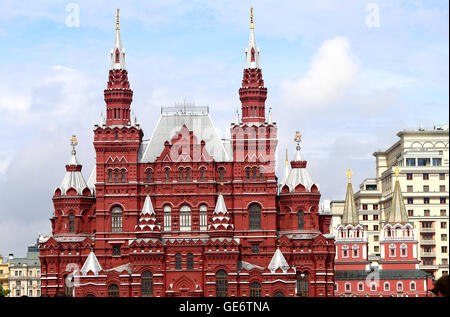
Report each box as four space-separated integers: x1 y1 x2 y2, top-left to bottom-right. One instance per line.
331 126 449 279
0 255 10 295
8 241 41 297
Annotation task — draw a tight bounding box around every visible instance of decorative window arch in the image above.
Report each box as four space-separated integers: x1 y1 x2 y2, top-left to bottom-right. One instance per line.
389 244 396 257
180 205 192 232
68 213 75 233
342 245 349 258
410 281 416 291
141 271 153 297
114 170 119 183
185 168 191 181
252 168 257 180
249 203 261 230
108 284 120 297
352 245 360 258
216 270 228 297
187 253 194 270
121 170 126 183
200 167 206 181
384 282 390 291
274 291 284 297
163 205 171 232
297 272 309 296
108 170 113 183
400 244 408 257
358 282 364 292
250 282 261 297
175 253 182 270
218 167 225 182
245 167 251 180
164 168 170 181
146 169 152 183
111 206 123 232
298 209 304 230
199 205 207 231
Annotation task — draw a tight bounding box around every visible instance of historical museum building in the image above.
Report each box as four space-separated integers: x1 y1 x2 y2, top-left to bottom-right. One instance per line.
334 168 433 297
38 10 335 297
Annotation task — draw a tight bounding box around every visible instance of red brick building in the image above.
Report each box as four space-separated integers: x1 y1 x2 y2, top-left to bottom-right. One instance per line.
38 10 335 297
334 169 433 297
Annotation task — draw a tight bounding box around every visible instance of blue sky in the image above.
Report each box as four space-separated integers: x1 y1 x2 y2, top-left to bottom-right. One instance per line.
0 0 448 257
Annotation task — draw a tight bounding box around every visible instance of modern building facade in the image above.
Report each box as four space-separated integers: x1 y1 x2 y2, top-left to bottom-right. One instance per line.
334 169 433 297
331 127 449 279
38 9 335 297
8 241 41 297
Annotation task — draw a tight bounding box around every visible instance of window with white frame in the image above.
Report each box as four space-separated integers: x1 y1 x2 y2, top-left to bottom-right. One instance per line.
384 282 390 291
389 244 396 257
397 282 403 291
163 205 171 232
400 244 408 257
111 206 123 232
370 282 377 291
199 205 207 231
180 205 191 232
410 282 416 291
358 282 364 291
342 245 349 258
352 245 360 258
345 283 351 292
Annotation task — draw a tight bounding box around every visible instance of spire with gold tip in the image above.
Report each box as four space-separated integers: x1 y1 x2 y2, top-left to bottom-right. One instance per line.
245 7 260 69
341 169 359 225
111 8 126 70
387 166 409 223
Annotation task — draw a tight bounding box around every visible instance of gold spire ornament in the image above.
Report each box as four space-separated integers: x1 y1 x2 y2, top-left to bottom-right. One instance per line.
294 131 302 150
285 148 289 164
346 169 354 183
70 135 78 154
250 7 254 29
393 166 401 178
116 8 120 30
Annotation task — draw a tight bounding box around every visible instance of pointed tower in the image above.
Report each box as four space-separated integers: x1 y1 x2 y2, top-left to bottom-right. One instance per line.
52 135 95 235
209 194 234 238
105 8 133 126
93 10 143 236
380 166 419 270
334 169 369 270
135 195 161 238
239 7 267 124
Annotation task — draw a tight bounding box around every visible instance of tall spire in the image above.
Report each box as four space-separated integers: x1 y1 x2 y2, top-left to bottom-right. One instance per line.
387 166 409 223
341 169 359 225
239 7 267 124
104 8 133 126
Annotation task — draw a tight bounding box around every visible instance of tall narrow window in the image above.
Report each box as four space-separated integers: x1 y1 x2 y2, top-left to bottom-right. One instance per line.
219 168 224 182
147 171 151 183
187 253 194 270
179 169 184 181
108 170 112 183
250 282 261 297
111 206 123 232
141 271 153 297
175 253 182 270
108 284 120 297
180 205 191 232
185 169 190 181
164 205 171 232
297 272 309 297
253 168 257 180
121 170 126 183
246 169 250 180
200 168 205 181
216 270 228 297
68 213 75 233
249 203 261 230
200 205 207 231
165 169 170 181
298 209 304 230
115 131 118 140
115 170 119 183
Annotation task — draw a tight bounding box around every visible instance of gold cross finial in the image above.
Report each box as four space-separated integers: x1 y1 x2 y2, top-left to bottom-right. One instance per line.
70 135 78 154
250 7 254 29
346 169 354 182
394 166 400 178
294 131 302 150
116 8 120 30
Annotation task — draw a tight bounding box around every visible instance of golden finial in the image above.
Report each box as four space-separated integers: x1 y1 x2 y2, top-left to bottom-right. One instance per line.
393 166 400 178
116 8 120 30
285 148 289 164
70 135 78 154
294 131 302 150
346 169 354 183
250 7 254 29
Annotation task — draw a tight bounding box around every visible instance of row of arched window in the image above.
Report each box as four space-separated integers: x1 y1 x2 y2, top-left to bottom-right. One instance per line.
342 281 416 293
108 169 127 183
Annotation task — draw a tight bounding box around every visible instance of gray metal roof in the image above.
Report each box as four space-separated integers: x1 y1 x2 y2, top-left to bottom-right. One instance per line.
335 269 431 280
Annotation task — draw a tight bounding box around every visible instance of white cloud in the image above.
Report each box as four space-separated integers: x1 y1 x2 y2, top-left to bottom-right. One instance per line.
281 36 359 107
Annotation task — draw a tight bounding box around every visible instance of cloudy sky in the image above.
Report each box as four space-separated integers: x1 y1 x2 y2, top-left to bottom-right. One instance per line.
0 0 448 257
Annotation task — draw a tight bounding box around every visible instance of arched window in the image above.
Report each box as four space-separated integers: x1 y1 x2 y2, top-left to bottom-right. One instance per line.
274 291 284 297
218 168 224 182
297 272 309 297
342 245 349 258
108 284 120 297
249 203 261 230
179 169 184 181
246 168 250 181
68 213 75 233
200 168 206 181
345 283 351 292
216 270 228 297
180 205 191 232
410 282 416 291
121 170 126 183
370 283 377 291
185 169 191 181
250 282 261 297
389 244 396 257
114 170 119 183
115 131 118 140
384 282 390 291
298 209 304 230
199 205 207 231
163 205 171 232
147 171 151 183
252 168 257 180
108 170 112 183
141 271 153 297
352 245 360 258
397 282 403 291
111 206 123 232
400 244 408 257
358 282 364 292
187 253 194 270
165 169 170 181
259 167 264 181
175 253 182 270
